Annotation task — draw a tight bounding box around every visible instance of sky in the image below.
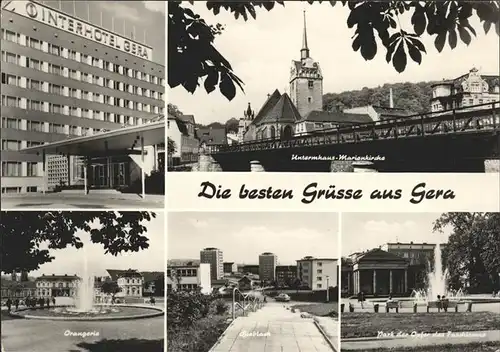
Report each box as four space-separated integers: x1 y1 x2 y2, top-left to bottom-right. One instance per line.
31 212 165 277
169 2 500 125
168 212 339 265
342 212 454 256
42 0 165 64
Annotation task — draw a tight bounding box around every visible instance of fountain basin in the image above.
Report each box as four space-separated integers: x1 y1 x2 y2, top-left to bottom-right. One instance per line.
9 304 164 321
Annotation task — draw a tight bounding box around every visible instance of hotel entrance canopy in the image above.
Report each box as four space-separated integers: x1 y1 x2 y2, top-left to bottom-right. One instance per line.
19 120 165 198
19 121 165 157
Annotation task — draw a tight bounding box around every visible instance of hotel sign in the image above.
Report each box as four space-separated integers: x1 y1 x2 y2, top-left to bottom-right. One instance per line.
2 0 153 61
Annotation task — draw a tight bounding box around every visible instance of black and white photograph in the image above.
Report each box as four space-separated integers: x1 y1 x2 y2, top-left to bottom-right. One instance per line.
0 211 165 352
340 212 500 352
1 0 166 209
167 212 340 352
168 2 499 172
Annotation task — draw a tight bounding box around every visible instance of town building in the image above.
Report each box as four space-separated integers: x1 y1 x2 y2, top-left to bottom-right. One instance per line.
200 247 224 281
226 132 238 145
167 113 198 167
1 0 164 194
223 262 237 274
297 256 337 291
238 276 259 291
1 274 36 299
259 252 277 282
430 67 500 112
341 242 450 297
238 264 260 275
167 260 211 294
35 274 79 298
276 265 298 286
197 128 227 149
106 269 143 298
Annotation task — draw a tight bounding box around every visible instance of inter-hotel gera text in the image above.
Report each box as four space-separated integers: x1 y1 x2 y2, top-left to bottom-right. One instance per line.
17 1 151 60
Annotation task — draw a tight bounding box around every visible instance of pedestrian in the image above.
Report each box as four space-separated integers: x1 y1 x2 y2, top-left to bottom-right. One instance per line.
6 298 12 312
14 298 19 311
150 297 156 306
46 298 50 308
442 295 449 312
52 297 56 306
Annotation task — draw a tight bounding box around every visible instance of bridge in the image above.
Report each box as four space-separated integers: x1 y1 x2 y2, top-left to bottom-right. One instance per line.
201 102 500 172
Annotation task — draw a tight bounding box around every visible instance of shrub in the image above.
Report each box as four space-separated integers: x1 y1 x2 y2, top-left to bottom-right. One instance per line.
214 299 229 315
167 291 214 330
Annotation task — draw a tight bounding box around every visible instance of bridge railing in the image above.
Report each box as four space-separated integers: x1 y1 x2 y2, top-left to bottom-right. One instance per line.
211 101 499 153
232 287 264 320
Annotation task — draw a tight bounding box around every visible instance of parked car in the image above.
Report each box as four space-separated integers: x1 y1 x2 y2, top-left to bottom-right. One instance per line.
275 293 291 302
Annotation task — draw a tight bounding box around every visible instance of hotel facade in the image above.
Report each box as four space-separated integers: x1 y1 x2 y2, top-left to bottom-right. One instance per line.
1 0 165 194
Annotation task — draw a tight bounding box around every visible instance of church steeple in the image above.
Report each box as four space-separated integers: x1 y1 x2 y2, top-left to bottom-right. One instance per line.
301 10 310 60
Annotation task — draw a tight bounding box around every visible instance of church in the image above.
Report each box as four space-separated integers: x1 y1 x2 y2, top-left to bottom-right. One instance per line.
237 11 373 143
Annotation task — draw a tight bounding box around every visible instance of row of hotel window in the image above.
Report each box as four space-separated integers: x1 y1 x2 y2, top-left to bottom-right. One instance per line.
2 30 163 85
1 53 164 112
1 97 154 125
2 161 38 177
2 116 117 136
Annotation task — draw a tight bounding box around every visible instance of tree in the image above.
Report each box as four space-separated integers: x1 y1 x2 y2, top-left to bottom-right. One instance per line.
167 137 177 156
292 278 302 293
434 212 500 292
169 1 500 101
154 275 165 296
0 211 155 274
101 281 121 299
167 103 183 118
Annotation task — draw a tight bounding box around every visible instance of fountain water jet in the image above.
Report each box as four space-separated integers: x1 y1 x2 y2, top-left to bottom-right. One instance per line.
73 247 95 312
427 243 448 300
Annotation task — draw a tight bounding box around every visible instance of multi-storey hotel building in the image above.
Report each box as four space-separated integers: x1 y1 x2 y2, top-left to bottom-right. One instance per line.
1 1 165 193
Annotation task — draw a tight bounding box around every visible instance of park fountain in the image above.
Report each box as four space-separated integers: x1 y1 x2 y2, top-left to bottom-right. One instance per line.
72 247 95 312
409 243 464 303
10 248 164 321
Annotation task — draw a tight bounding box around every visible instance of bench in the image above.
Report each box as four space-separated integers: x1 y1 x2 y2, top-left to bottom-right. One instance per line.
385 300 400 313
426 300 460 312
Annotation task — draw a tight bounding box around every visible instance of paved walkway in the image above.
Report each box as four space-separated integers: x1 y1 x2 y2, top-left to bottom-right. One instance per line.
341 330 500 350
315 317 339 351
210 302 335 352
1 314 164 352
1 193 164 209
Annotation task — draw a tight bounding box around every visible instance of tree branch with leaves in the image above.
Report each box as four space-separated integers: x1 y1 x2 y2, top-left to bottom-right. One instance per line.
0 211 155 274
169 1 499 101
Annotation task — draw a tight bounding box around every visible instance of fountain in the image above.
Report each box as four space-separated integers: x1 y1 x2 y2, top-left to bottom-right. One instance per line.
72 247 96 312
409 243 463 303
10 248 164 321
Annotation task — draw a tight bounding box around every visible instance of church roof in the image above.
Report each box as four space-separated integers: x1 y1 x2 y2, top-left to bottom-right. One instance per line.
352 248 409 264
253 89 282 125
259 93 302 125
299 110 372 125
196 128 227 146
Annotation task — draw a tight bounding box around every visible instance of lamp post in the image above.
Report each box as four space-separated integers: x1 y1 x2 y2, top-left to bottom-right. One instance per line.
326 275 330 302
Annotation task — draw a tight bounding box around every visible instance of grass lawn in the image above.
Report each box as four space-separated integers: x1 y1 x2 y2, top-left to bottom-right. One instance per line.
341 341 500 351
292 302 338 317
167 314 231 352
341 312 500 338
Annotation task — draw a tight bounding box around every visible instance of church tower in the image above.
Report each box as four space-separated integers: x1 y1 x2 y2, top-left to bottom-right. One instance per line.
237 102 254 142
289 11 323 118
